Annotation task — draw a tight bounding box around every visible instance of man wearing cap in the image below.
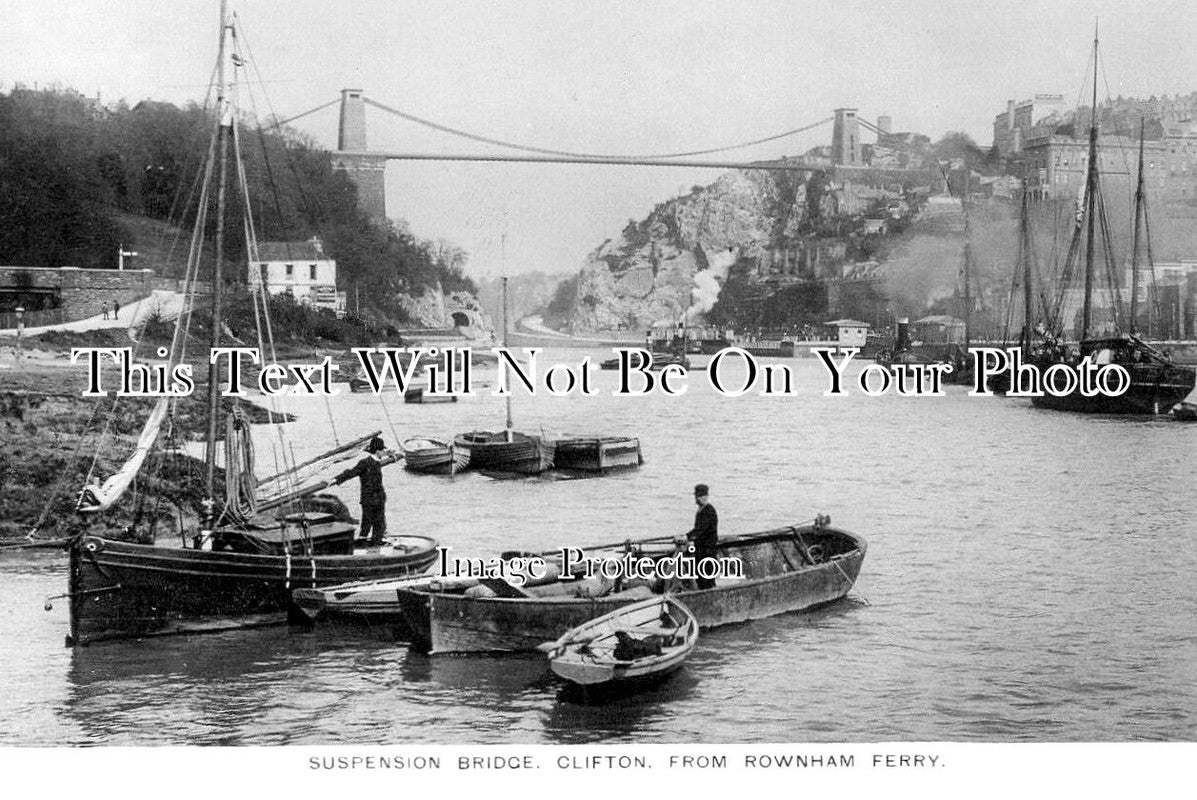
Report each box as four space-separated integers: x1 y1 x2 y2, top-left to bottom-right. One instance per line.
333 436 389 546
686 483 719 589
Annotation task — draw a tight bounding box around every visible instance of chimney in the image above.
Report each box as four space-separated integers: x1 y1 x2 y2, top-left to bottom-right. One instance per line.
895 317 911 352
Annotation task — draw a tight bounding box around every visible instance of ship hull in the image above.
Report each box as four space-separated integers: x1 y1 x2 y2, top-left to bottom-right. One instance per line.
403 438 470 475
1030 363 1195 414
398 524 865 655
454 431 554 474
68 532 439 646
553 437 641 471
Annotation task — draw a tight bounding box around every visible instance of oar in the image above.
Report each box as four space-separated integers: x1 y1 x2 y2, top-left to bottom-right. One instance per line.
523 534 680 560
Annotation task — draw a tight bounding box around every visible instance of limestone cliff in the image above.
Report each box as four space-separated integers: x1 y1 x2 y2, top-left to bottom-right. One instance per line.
566 169 811 332
397 285 494 338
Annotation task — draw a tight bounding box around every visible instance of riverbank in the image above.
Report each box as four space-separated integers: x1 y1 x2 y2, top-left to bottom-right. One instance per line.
0 335 354 543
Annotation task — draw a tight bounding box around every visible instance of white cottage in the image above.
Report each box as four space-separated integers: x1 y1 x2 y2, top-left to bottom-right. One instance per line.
248 237 346 316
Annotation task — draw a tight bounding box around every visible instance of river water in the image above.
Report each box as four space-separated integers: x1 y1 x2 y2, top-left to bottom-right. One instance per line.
2 350 1195 744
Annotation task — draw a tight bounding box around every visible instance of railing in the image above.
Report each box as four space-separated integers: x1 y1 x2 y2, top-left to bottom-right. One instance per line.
0 307 66 330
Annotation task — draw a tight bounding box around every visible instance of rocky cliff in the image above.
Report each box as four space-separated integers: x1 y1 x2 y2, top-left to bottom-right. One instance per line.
565 169 811 332
397 285 494 338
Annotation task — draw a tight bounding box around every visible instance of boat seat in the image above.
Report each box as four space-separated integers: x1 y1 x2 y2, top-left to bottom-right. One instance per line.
615 624 682 638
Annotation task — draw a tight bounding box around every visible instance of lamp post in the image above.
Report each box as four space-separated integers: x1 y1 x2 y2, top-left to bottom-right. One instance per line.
14 307 24 362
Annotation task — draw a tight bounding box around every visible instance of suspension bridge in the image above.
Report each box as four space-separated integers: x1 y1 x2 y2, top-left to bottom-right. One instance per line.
275 90 902 221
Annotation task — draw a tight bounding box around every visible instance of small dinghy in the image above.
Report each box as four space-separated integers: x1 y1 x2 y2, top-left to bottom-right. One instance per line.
542 594 698 690
403 437 470 475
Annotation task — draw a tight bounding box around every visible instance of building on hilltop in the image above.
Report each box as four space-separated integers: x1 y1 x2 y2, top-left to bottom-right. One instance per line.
1016 131 1197 201
248 236 347 316
993 94 1067 156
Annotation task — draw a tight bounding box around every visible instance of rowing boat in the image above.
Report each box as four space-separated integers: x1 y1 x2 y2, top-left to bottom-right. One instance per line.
544 594 697 690
454 430 554 474
403 437 470 475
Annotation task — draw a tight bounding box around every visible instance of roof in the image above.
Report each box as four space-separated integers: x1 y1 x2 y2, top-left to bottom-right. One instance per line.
825 319 871 327
254 237 326 262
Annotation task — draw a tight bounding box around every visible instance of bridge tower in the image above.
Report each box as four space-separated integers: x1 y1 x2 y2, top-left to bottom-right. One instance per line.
331 89 389 222
830 108 862 166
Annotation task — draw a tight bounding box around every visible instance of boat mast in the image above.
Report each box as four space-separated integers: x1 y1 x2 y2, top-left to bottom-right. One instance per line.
1080 24 1100 340
1020 188 1034 352
501 235 513 443
961 171 971 353
205 0 233 497
1130 117 1146 335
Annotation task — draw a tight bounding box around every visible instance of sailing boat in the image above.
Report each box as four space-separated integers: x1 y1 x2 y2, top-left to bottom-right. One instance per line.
981 187 1046 395
942 175 977 384
454 275 555 473
1030 30 1195 414
62 2 438 646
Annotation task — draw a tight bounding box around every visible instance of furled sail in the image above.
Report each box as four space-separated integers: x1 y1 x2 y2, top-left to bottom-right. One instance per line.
77 397 171 513
253 430 392 512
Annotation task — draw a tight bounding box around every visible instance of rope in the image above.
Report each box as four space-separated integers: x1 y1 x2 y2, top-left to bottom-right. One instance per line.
362 96 832 160
269 97 340 128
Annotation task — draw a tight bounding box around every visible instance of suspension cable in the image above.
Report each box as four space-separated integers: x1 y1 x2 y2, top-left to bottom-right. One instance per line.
361 96 832 160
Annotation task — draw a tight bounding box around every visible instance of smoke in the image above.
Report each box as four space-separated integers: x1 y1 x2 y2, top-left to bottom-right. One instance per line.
686 246 736 320
688 270 722 320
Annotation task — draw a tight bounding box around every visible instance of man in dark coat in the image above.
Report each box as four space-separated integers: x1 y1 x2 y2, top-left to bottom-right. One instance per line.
686 483 718 589
333 436 389 546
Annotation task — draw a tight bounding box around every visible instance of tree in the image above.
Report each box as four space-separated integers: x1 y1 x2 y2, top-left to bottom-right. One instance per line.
933 131 985 172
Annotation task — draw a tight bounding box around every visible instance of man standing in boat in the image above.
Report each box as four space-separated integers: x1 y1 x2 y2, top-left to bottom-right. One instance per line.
685 483 718 589
333 436 389 546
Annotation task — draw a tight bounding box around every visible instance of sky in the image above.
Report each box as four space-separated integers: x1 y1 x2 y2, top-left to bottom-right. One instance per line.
6 0 1197 278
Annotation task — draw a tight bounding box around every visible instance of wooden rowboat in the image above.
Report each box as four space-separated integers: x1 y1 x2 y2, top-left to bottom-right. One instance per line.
402 437 470 475
544 594 697 689
599 352 690 371
397 520 866 655
553 435 642 471
454 430 554 474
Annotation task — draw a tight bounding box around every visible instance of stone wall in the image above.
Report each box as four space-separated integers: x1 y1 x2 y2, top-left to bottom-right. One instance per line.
331 152 387 222
0 266 210 323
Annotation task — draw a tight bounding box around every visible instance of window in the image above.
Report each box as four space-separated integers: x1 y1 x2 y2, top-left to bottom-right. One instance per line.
285 263 294 278
309 264 317 281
